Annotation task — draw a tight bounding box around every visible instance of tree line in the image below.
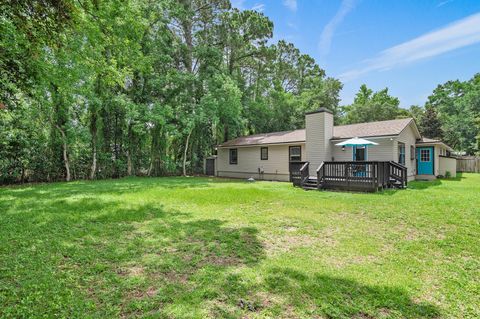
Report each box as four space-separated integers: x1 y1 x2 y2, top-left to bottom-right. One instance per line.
1 0 479 184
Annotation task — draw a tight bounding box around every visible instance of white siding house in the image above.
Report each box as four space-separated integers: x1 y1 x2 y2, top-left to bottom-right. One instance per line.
213 108 455 183
216 143 306 181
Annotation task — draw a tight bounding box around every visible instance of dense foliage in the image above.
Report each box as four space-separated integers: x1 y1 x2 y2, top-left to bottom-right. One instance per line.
1 1 479 184
341 84 410 124
0 0 343 183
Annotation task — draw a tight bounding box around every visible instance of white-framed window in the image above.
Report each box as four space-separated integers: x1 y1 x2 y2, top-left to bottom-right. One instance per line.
260 147 268 160
420 149 430 162
229 148 238 164
398 142 405 165
289 146 301 162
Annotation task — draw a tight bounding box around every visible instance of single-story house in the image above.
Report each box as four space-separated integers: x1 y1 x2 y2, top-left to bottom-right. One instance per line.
210 108 456 187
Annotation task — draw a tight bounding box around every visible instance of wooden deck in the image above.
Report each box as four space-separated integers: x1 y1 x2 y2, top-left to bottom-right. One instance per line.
290 161 407 192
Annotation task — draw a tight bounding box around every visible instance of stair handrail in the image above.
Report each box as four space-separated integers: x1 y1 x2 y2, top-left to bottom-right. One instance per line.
316 162 325 188
299 162 309 186
388 161 408 187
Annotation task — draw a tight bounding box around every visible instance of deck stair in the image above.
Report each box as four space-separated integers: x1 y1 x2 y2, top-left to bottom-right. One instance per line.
302 177 319 190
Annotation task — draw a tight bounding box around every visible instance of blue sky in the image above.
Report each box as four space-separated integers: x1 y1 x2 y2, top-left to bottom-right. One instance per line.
231 0 480 108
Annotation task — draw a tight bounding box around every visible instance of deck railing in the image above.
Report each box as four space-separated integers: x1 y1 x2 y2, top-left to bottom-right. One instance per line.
315 161 407 192
289 161 308 186
292 160 407 191
299 162 309 186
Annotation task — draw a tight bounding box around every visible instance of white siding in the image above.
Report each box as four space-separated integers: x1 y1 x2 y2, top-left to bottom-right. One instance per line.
331 137 395 162
305 111 334 175
396 123 419 178
216 143 305 181
439 156 457 177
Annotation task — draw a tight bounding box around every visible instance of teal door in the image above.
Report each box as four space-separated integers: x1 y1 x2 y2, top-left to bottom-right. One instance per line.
417 147 434 175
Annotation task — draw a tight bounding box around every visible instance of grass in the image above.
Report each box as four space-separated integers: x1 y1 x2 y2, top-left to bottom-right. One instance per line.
0 174 479 318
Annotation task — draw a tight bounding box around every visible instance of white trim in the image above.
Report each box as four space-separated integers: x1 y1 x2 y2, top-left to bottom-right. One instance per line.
416 142 453 152
398 119 422 140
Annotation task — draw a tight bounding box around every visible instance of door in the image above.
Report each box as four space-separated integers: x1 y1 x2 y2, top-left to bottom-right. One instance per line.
352 145 367 176
205 158 215 176
417 147 434 175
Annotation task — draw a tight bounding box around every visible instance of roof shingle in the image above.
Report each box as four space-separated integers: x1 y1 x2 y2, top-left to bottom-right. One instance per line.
219 129 305 147
218 118 414 147
332 118 413 139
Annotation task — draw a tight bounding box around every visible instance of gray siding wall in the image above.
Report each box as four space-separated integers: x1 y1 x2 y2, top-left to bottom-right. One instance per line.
306 111 333 175
216 143 306 181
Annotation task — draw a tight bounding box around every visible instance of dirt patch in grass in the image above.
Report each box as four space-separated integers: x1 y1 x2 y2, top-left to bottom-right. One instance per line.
264 227 338 256
116 265 145 277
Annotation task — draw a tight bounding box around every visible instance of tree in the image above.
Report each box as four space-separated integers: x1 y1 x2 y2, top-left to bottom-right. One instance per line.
0 0 345 184
408 105 425 124
420 106 443 139
342 85 409 124
425 74 480 153
0 0 75 107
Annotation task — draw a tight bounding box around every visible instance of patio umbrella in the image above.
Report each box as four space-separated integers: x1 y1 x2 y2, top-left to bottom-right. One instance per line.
335 137 378 146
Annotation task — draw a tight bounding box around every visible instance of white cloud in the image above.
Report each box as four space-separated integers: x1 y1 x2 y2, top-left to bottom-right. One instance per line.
283 0 297 12
339 13 480 82
251 3 265 12
318 0 357 61
437 0 454 7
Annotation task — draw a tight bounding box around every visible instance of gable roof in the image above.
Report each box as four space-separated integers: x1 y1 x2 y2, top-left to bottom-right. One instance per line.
218 118 415 147
332 118 414 139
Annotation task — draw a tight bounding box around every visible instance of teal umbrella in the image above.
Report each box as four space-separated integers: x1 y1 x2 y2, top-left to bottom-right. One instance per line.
335 137 378 146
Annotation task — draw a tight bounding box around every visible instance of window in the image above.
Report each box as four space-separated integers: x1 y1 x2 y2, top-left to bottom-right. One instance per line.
354 146 366 161
289 146 301 162
398 143 405 165
420 149 430 162
410 145 415 160
260 147 268 160
229 148 238 164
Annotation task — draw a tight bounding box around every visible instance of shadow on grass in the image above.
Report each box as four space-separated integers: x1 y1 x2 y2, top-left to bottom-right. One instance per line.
0 179 442 318
0 195 265 318
261 267 440 318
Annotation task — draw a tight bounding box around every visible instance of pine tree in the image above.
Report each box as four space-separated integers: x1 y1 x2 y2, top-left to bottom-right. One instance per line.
421 106 443 139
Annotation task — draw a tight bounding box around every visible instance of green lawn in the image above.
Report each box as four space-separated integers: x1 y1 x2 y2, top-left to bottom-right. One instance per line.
0 174 479 318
